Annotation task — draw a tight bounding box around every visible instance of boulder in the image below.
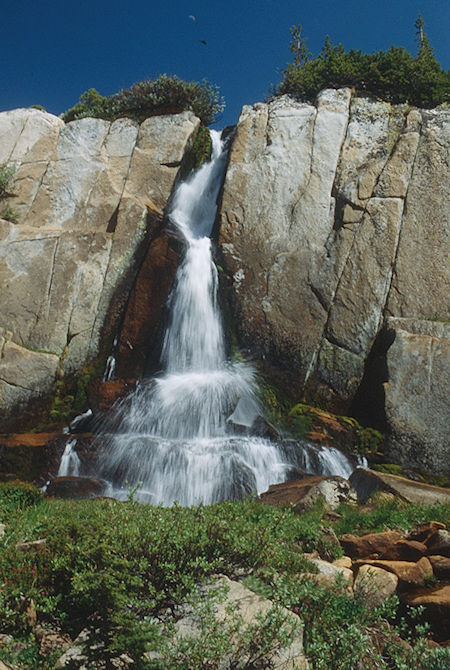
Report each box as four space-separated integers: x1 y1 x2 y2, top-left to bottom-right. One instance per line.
349 468 450 505
340 530 403 559
260 475 357 511
407 521 447 544
174 576 307 670
354 557 433 591
35 628 72 658
354 564 398 607
0 108 200 430
428 556 450 580
401 585 450 642
45 475 107 499
307 558 354 586
425 529 450 558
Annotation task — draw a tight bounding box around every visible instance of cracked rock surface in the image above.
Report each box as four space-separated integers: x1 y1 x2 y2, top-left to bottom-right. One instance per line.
0 108 199 429
218 90 449 473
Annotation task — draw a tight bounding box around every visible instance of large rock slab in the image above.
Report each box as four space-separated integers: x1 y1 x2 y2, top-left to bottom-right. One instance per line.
219 92 449 471
0 108 200 429
349 468 450 505
383 318 450 475
174 576 307 670
260 475 357 511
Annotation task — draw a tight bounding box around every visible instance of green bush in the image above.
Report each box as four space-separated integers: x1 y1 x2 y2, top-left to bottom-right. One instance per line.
277 17 450 108
0 163 15 199
1 496 448 668
0 204 18 223
0 481 43 514
62 75 224 126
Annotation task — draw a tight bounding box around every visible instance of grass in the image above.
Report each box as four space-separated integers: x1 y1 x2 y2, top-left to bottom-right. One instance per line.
0 484 448 669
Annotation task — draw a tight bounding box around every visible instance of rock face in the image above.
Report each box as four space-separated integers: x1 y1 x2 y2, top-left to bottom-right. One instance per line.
383 318 450 474
219 90 449 473
0 108 200 430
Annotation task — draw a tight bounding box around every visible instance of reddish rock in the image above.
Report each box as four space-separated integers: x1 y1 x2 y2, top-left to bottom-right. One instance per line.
115 217 180 379
340 531 403 559
428 555 450 580
407 521 446 544
354 557 433 590
88 379 135 413
379 539 427 562
1 433 59 447
0 432 64 483
45 476 107 499
401 585 450 642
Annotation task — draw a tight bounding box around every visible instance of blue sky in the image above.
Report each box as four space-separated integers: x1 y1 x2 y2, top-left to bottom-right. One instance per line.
2 0 449 127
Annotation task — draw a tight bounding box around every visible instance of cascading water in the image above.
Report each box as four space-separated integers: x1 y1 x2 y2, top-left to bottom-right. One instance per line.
91 130 355 505
58 439 80 477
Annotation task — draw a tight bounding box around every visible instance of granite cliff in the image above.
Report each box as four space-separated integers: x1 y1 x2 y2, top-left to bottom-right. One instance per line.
0 91 448 474
0 108 199 429
218 90 449 474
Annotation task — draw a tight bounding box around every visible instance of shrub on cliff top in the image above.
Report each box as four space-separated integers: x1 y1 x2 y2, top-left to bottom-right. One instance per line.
277 16 450 107
62 74 224 125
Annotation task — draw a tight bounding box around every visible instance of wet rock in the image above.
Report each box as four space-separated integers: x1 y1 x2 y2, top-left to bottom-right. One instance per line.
354 564 398 606
88 379 135 413
0 432 63 483
349 468 450 505
46 476 107 499
260 475 357 512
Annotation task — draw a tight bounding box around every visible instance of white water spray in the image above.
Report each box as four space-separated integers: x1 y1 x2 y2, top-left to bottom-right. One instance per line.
58 439 81 477
94 131 354 505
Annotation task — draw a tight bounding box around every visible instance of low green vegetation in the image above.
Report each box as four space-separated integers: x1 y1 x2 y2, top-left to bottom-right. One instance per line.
0 486 448 669
278 16 450 108
62 74 224 126
0 163 16 199
259 381 384 458
0 163 18 222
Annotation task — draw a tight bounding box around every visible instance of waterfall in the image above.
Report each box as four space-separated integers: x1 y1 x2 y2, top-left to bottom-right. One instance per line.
58 439 81 477
93 130 355 505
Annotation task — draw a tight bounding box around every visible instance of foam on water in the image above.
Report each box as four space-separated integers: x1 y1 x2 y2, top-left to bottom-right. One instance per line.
88 130 355 505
